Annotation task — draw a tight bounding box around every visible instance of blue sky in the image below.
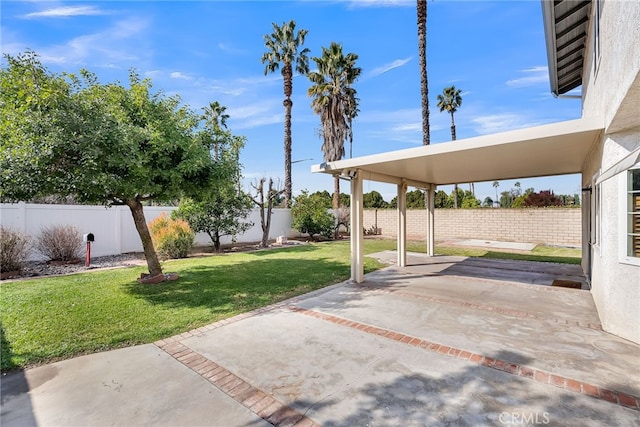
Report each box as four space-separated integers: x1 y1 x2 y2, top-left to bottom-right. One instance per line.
1 0 583 203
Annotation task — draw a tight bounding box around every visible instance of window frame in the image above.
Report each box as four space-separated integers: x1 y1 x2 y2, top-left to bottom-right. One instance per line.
619 166 640 266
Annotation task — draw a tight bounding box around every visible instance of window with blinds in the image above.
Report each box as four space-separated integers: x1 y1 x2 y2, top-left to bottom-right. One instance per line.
629 169 640 258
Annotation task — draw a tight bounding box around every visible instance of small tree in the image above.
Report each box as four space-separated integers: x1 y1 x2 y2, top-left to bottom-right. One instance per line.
251 177 284 247
363 190 388 208
173 110 253 252
1 52 214 278
291 191 335 240
524 190 563 207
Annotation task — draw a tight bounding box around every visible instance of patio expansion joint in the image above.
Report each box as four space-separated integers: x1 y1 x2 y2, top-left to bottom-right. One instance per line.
154 340 320 427
351 283 602 330
288 306 639 411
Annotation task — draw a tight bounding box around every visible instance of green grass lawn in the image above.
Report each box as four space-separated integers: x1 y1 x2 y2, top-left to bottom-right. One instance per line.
0 239 581 371
361 239 582 265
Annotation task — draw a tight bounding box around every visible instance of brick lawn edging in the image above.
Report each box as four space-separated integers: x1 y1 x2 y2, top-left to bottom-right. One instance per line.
289 307 639 411
155 340 318 427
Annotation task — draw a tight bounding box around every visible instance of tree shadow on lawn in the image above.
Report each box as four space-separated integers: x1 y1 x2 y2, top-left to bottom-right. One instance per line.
124 253 357 313
1 322 18 372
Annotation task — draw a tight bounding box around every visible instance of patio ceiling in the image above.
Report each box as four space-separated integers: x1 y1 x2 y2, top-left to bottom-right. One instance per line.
312 118 603 187
542 0 592 95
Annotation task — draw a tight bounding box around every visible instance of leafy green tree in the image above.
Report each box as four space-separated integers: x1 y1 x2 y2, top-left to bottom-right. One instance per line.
363 191 388 208
460 191 480 208
308 42 361 209
512 195 526 208
173 114 253 252
437 85 463 208
291 190 335 240
261 20 310 208
339 193 350 207
406 190 426 208
1 52 213 277
309 190 333 209
434 190 451 208
483 196 494 207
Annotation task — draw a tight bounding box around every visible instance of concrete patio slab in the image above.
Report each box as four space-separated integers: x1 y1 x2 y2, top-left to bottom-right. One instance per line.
1 345 269 427
2 253 639 426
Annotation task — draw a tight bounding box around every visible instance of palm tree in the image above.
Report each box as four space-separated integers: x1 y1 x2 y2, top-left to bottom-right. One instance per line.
437 85 463 208
417 0 430 146
203 101 229 160
203 101 228 129
437 85 462 140
261 20 310 208
493 181 500 208
308 42 361 209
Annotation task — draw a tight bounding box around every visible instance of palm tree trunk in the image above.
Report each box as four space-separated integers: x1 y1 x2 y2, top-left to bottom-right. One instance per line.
418 0 430 146
450 111 456 141
283 63 293 208
333 175 340 209
453 184 459 209
126 198 163 277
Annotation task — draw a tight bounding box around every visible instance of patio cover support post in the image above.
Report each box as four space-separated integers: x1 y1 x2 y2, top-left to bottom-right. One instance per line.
427 185 435 256
397 181 407 267
350 171 364 282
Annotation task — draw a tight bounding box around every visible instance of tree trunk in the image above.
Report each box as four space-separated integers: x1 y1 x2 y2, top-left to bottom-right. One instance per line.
450 112 459 208
333 175 340 210
214 231 221 253
453 184 459 209
283 63 293 208
450 111 456 141
417 0 430 146
126 199 163 277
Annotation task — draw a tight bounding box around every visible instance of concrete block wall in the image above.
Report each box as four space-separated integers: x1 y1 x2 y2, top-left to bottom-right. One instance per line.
363 208 581 246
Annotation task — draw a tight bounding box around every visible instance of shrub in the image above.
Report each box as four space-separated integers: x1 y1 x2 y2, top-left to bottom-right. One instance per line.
34 225 83 262
291 191 335 240
1 227 31 273
148 213 194 259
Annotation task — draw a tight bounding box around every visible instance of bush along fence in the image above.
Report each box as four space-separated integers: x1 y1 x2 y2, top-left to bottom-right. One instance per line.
0 203 297 260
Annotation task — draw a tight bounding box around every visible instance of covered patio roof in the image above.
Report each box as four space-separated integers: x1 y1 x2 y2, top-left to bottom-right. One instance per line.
311 118 603 284
312 118 603 187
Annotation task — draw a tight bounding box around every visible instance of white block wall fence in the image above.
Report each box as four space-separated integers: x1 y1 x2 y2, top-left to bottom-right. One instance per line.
0 203 297 260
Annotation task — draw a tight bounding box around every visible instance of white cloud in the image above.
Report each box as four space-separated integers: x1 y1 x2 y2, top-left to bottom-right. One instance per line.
391 122 421 132
24 6 110 18
170 71 191 80
471 113 545 134
36 18 151 66
345 0 413 8
368 57 412 78
218 42 247 55
226 100 283 129
506 66 549 88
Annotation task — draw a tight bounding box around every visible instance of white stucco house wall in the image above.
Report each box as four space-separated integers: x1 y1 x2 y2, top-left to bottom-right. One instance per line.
313 0 640 344
552 0 640 344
